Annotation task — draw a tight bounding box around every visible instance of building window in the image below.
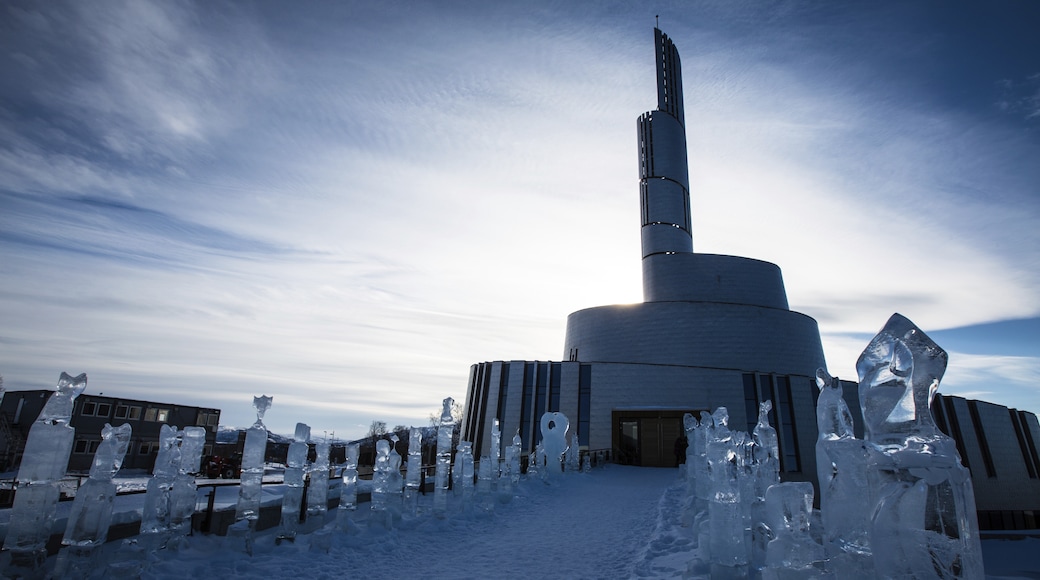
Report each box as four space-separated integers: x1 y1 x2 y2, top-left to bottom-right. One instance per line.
96 403 111 418
1009 410 1038 479
942 398 972 475
775 376 800 473
967 400 997 478
742 374 758 434
139 442 156 455
156 409 169 423
128 406 142 420
495 362 510 427
519 363 534 451
81 401 97 416
144 408 157 422
534 363 548 442
578 364 591 447
88 440 101 454
74 440 90 454
197 411 220 430
115 405 129 419
548 363 561 412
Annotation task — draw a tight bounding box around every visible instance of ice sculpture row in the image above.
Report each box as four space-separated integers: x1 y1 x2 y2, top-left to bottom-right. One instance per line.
683 313 983 579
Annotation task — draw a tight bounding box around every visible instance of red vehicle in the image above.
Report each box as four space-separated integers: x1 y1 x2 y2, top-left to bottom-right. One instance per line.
204 454 241 479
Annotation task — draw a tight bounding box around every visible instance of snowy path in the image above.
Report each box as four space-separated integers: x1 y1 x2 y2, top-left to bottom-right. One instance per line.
145 465 679 579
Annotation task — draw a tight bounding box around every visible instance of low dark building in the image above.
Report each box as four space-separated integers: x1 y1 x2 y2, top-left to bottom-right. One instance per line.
0 390 220 474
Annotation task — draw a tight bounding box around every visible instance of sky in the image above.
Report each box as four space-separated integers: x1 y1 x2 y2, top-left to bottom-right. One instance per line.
1 0 1038 439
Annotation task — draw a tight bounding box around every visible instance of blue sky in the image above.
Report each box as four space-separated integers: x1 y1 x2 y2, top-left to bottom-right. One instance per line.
1 1 1037 439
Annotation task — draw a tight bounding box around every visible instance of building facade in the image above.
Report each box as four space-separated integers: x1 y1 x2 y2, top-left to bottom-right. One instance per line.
0 390 220 474
460 28 1040 529
462 29 827 487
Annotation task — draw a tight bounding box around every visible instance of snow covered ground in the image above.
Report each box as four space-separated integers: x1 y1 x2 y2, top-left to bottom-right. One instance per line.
6 465 1039 578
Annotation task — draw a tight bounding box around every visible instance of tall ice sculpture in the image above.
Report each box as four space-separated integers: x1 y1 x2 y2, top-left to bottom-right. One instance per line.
2 372 87 577
52 422 132 579
434 397 454 518
230 395 272 553
857 313 983 578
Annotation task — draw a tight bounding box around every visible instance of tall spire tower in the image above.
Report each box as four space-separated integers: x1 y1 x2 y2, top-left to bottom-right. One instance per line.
638 29 693 298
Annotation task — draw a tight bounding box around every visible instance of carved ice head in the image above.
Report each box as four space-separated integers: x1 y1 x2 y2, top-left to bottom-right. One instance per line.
89 423 132 480
440 397 455 424
683 412 698 433
856 313 946 445
815 368 855 440
39 372 87 424
253 395 273 424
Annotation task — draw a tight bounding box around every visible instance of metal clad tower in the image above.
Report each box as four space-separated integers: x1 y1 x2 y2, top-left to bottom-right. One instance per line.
639 29 692 297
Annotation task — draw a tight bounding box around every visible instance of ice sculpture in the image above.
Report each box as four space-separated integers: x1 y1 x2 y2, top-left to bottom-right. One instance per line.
499 429 520 501
371 438 392 527
305 440 331 532
814 368 872 572
231 395 271 553
706 407 748 576
52 422 132 579
509 431 522 485
752 401 779 502
279 423 310 542
168 426 206 547
566 429 580 472
856 313 983 579
140 424 182 551
337 444 360 531
476 456 495 513
683 413 699 488
761 482 824 578
385 435 403 518
405 427 423 517
453 441 474 512
539 412 569 478
2 372 87 576
433 397 454 518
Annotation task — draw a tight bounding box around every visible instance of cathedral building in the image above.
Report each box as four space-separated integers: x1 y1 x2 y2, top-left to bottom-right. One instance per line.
462 28 827 485
460 30 1040 528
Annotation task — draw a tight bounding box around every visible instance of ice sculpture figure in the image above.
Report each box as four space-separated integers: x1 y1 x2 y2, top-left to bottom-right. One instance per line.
509 431 522 485
2 372 86 576
385 435 403 518
706 407 748 576
231 395 271 553
140 424 183 551
305 440 331 532
434 397 454 518
453 441 474 513
761 482 824 578
539 412 569 478
490 419 502 478
477 456 495 513
337 444 360 531
371 438 392 527
752 401 779 502
566 429 580 472
53 422 132 579
279 423 310 542
814 368 872 571
168 426 206 546
857 313 983 579
683 413 699 488
405 427 423 517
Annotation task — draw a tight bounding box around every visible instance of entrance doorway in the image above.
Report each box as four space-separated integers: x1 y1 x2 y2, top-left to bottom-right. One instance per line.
612 409 703 467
